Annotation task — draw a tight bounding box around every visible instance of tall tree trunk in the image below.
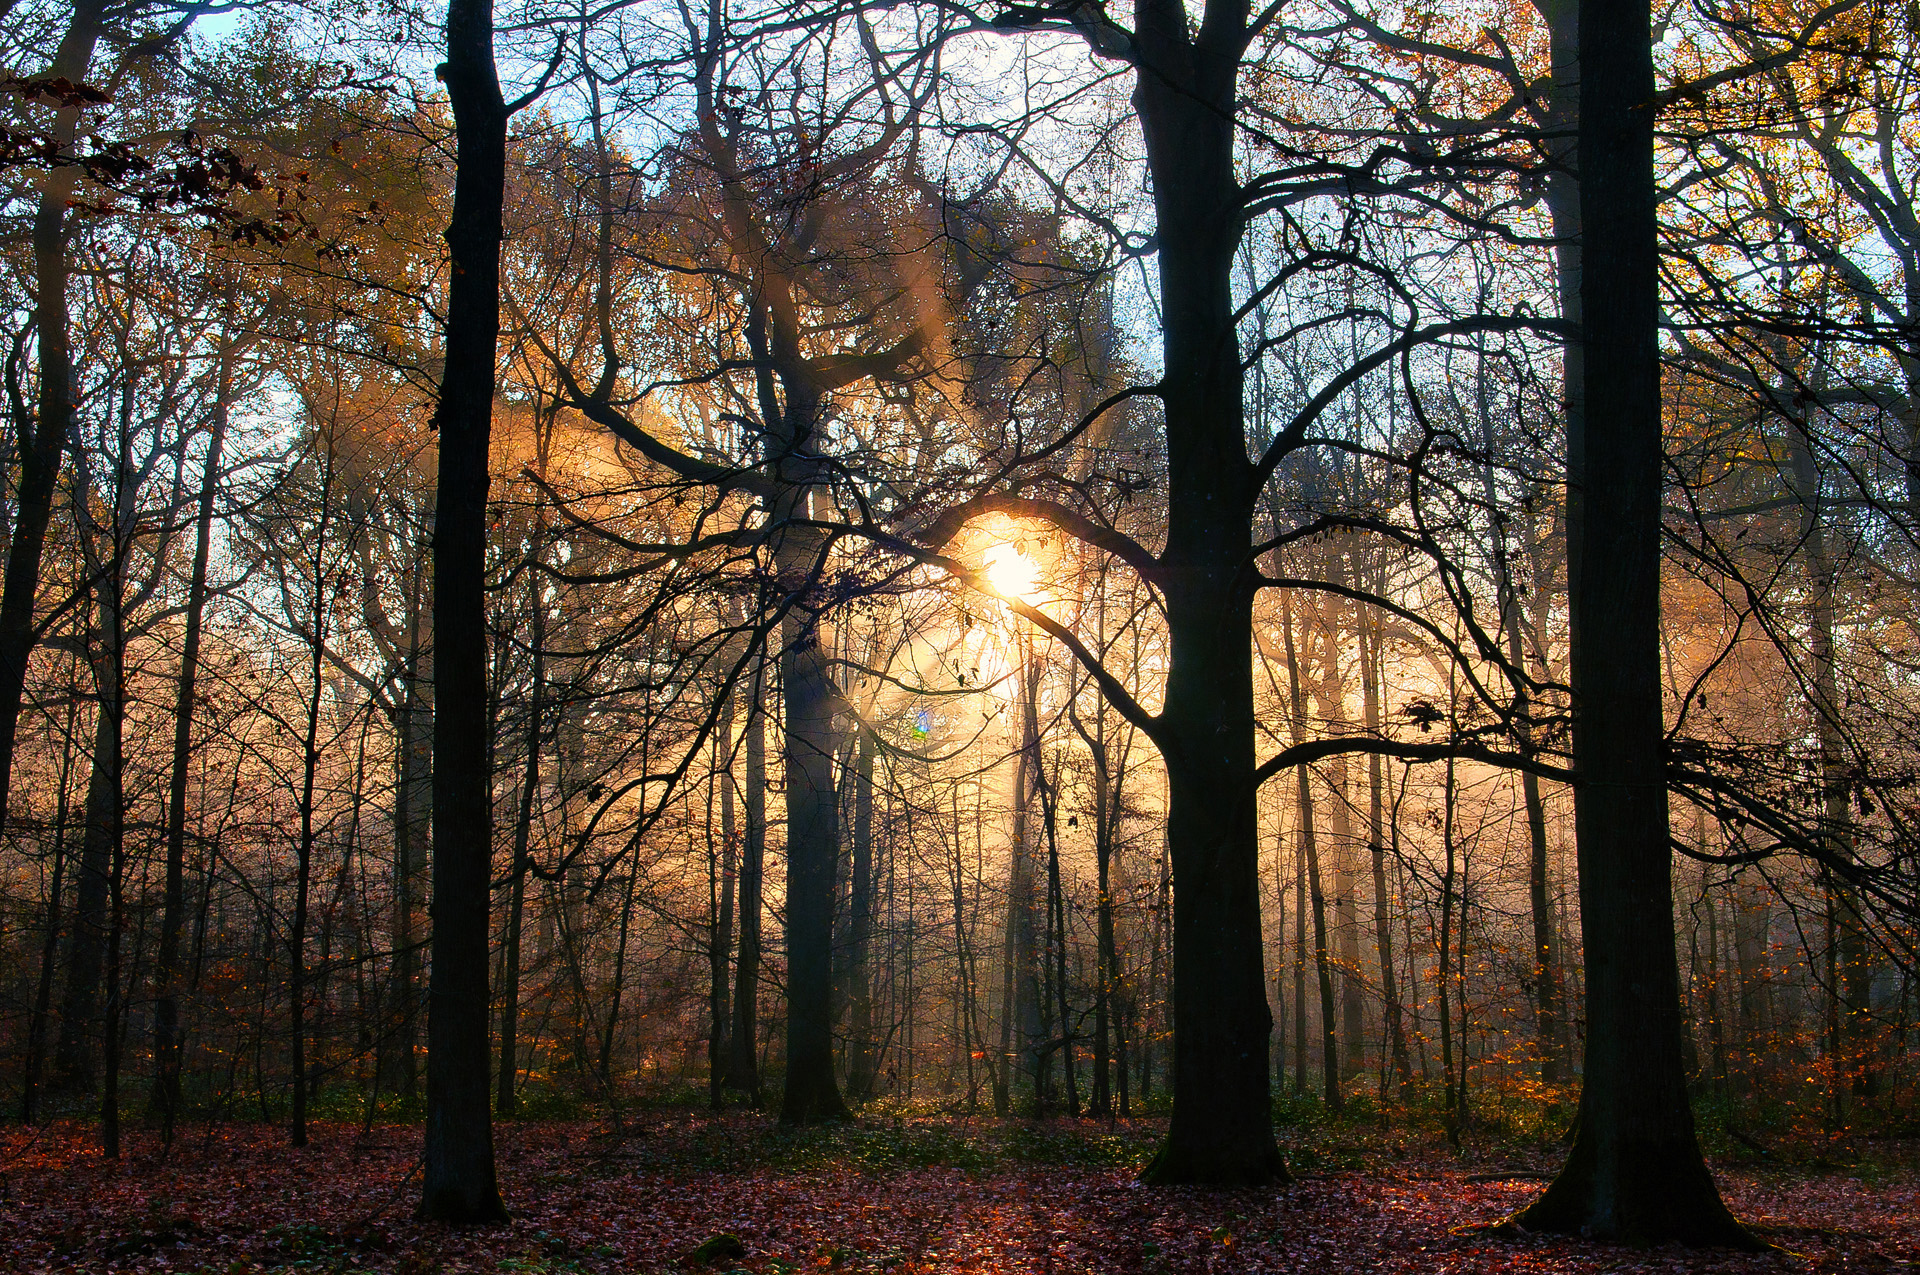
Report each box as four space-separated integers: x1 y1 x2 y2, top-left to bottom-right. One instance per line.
382 583 431 1100
289 438 338 1149
1038 740 1078 1117
1514 0 1750 1239
0 0 105 838
496 586 544 1117
844 723 876 1100
995 655 1041 1116
1294 815 1308 1095
1134 0 1285 1183
151 322 235 1134
726 659 766 1103
1439 754 1459 1139
20 668 80 1121
54 589 123 1097
777 536 851 1123
1788 419 1874 1107
706 684 736 1110
1362 622 1411 1094
1284 603 1341 1111
1530 0 1581 1090
418 0 508 1220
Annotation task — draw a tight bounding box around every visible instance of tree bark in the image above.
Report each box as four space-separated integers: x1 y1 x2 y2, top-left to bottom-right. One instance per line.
0 0 105 839
1513 0 1752 1241
496 577 544 1117
417 0 508 1221
151 316 236 1133
778 555 850 1123
1134 0 1286 1184
844 723 876 1100
706 682 736 1110
1362 622 1411 1094
725 659 767 1103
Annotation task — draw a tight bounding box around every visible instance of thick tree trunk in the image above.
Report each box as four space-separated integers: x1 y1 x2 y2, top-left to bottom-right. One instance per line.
1513 0 1751 1241
1134 0 1284 1185
778 551 850 1123
417 0 508 1222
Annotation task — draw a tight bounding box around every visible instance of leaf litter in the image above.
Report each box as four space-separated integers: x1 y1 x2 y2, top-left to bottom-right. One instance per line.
0 1116 1912 1273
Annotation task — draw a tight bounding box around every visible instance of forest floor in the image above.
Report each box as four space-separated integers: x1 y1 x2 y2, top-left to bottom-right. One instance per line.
0 1112 1914 1274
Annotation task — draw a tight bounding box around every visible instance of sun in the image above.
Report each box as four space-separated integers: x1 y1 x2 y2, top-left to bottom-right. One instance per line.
982 542 1040 603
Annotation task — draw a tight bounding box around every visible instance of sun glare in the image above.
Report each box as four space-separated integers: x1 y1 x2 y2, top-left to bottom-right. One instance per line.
982 542 1040 602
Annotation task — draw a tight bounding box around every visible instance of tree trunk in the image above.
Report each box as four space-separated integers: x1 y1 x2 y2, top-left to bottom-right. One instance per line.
496 586 544 1117
706 683 736 1110
382 601 430 1099
1362 623 1411 1094
0 0 105 839
20 673 80 1121
778 556 850 1123
417 0 508 1221
1513 0 1751 1240
1134 0 1285 1184
54 591 124 1097
845 723 876 1100
726 659 766 1102
151 321 235 1133
1284 602 1341 1112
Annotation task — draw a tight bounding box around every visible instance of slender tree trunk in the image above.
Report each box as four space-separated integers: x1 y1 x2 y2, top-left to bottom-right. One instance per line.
55 588 123 1097
1515 0 1750 1239
417 0 508 1220
1362 624 1411 1094
1284 603 1340 1111
496 590 544 1117
289 441 338 1149
152 325 235 1133
1039 747 1078 1116
726 659 766 1103
21 673 80 1121
1439 754 1459 1139
0 0 105 837
706 684 736 1109
845 724 876 1100
382 606 430 1098
1294 815 1308 1095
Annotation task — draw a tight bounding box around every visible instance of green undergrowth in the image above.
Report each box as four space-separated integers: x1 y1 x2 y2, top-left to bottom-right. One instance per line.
598 1113 1160 1178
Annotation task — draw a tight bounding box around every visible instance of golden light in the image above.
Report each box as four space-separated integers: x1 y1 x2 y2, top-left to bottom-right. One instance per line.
982 542 1040 603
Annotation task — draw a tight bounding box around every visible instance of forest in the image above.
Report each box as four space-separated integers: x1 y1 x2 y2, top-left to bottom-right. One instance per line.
0 0 1917 1267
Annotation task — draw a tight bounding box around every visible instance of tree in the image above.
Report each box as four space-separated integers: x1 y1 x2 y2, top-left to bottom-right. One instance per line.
418 0 512 1223
1512 0 1756 1243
